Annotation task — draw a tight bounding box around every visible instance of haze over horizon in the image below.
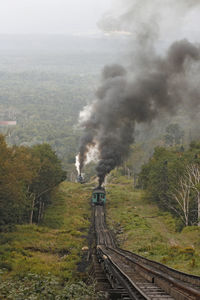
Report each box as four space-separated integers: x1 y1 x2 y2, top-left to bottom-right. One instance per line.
0 0 198 42
0 0 113 36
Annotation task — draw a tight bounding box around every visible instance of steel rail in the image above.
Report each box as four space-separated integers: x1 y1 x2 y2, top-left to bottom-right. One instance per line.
106 246 200 299
98 245 151 300
93 205 200 299
114 247 200 286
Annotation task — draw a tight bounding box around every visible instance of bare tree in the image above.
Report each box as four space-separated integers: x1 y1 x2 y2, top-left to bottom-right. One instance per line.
171 164 200 227
171 177 191 226
186 164 200 226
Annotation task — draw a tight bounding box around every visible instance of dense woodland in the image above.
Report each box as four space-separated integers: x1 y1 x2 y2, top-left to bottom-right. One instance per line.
0 134 66 230
0 36 122 180
0 56 98 178
139 142 200 228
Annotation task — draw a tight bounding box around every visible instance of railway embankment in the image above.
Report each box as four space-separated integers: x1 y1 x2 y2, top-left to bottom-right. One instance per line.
106 176 200 276
1 176 200 299
93 198 200 299
0 182 99 299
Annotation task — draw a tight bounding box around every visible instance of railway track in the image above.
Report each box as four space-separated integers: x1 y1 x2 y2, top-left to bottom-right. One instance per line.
92 205 200 300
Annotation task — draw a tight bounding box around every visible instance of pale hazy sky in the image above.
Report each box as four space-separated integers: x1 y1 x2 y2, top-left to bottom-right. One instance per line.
0 0 199 42
0 0 113 35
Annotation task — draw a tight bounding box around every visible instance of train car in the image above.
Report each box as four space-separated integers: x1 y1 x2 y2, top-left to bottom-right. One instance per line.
77 175 84 184
91 187 106 205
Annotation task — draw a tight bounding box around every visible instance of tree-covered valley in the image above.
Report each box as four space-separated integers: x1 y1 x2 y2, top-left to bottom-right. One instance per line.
1 35 200 299
0 35 124 180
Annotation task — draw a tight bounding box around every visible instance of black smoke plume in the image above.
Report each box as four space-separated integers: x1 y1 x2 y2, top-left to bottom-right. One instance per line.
78 1 200 186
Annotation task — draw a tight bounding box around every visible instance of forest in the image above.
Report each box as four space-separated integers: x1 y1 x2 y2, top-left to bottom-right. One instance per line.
0 134 66 230
139 142 200 228
0 36 121 180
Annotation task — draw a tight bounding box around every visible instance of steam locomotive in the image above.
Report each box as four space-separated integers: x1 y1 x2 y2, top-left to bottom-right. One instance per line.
91 187 106 205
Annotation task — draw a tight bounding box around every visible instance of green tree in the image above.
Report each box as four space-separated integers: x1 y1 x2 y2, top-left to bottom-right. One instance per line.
164 123 184 147
139 144 200 226
29 144 66 224
0 135 66 229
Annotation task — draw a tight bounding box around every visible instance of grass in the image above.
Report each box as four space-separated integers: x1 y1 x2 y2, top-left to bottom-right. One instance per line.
1 176 200 298
0 182 101 299
0 182 91 281
106 176 200 275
